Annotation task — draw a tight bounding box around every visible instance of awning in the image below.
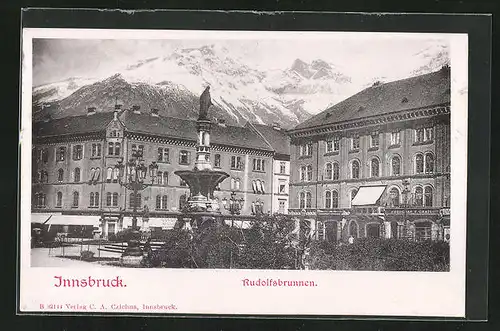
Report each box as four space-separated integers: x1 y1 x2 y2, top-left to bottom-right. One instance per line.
31 213 61 224
46 215 101 227
351 185 387 206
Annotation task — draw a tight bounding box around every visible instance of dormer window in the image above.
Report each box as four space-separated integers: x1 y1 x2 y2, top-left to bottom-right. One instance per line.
402 97 409 103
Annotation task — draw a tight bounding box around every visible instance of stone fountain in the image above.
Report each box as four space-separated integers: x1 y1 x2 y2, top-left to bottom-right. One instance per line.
174 86 229 229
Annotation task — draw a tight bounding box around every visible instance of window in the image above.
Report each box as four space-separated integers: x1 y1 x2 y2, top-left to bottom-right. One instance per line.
306 165 313 181
424 186 433 207
179 194 187 210
351 160 360 179
91 143 101 157
415 154 424 174
89 192 99 207
214 154 221 168
351 137 360 150
179 150 190 165
325 163 333 180
325 191 332 209
279 180 286 194
425 153 434 173
158 147 169 162
326 137 340 153
299 192 306 209
280 162 286 174
106 192 119 207
57 169 64 182
163 172 168 185
252 180 264 194
391 156 401 176
370 133 379 148
72 145 83 160
129 193 142 209
74 168 81 182
389 187 400 207
137 145 144 156
156 195 168 210
278 200 286 213
231 156 244 170
390 131 401 146
112 168 119 183
300 143 313 156
107 142 121 156
235 178 241 191
72 191 79 207
306 192 312 208
106 192 112 206
56 147 66 161
56 192 62 207
370 158 380 177
253 158 265 171
300 166 306 182
260 181 265 194
157 171 163 185
414 187 423 206
332 163 339 180
415 127 433 143
106 167 113 182
93 168 101 181
42 149 49 163
34 193 46 208
332 191 339 208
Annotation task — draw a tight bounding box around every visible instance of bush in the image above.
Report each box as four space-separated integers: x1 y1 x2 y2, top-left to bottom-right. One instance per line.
307 238 450 271
80 250 95 261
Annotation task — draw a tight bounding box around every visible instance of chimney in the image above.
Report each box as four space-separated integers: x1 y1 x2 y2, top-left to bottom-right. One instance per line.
87 107 96 116
217 118 226 127
132 105 141 114
272 122 281 130
151 108 159 117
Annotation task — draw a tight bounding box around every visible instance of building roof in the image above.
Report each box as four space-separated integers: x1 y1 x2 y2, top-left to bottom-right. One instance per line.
246 123 291 156
33 111 116 137
293 68 451 131
34 109 273 152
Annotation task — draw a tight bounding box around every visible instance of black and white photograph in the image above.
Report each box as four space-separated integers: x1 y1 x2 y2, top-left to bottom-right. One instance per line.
19 17 472 317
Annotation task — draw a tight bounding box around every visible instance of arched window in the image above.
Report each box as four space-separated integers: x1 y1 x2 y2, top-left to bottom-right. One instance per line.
351 160 360 179
112 193 118 206
235 179 241 191
391 156 401 176
260 181 265 194
112 168 119 182
333 163 340 180
94 168 101 181
300 166 306 181
389 187 400 207
349 221 358 238
325 163 333 180
306 192 312 208
90 192 95 207
163 172 168 185
325 191 332 209
307 165 313 181
156 195 162 209
72 191 79 207
371 158 380 177
114 142 121 156
74 168 81 182
106 167 113 182
231 178 235 190
332 191 339 208
157 171 163 185
424 186 433 206
425 153 434 173
56 192 62 207
414 187 423 206
57 168 64 182
162 195 168 209
179 194 187 210
106 192 112 206
415 154 424 174
89 168 96 181
299 192 306 209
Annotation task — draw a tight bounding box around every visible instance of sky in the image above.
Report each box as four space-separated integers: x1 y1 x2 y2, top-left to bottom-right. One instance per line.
32 32 450 87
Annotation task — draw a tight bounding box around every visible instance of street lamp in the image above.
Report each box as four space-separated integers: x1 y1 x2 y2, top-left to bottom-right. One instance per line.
114 150 158 256
222 191 245 226
401 178 411 240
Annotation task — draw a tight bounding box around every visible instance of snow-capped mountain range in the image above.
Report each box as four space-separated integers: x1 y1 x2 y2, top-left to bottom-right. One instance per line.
32 43 449 128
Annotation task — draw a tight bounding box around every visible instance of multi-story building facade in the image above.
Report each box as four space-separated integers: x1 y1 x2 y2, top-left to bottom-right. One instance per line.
287 67 451 242
246 122 291 214
31 106 290 238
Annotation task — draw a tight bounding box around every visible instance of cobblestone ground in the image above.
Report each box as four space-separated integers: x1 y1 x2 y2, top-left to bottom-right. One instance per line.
30 244 123 268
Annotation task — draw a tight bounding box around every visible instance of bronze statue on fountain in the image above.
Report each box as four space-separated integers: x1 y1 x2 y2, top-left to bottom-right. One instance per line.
174 86 230 230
